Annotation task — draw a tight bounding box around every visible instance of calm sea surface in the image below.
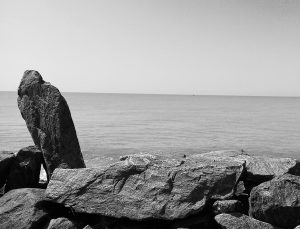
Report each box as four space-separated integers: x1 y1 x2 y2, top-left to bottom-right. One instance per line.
1 91 300 167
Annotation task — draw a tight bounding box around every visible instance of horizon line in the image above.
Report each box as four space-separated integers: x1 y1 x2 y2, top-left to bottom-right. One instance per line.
1 90 300 98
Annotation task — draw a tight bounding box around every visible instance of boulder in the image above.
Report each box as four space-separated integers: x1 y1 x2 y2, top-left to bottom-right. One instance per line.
215 213 278 229
201 150 300 183
45 153 245 220
0 188 49 229
5 146 43 192
212 200 243 215
47 217 85 229
249 174 300 228
17 70 85 178
0 151 14 188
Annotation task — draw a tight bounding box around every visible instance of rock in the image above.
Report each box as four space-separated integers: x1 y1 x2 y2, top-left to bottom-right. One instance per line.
294 226 300 229
47 217 84 229
235 181 246 196
201 150 300 183
0 188 49 229
249 173 300 228
0 151 14 188
17 70 85 178
45 153 245 220
212 200 243 215
215 213 279 229
5 146 43 192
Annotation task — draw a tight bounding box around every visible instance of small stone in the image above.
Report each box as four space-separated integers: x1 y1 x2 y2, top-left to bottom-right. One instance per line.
212 200 243 215
47 217 84 229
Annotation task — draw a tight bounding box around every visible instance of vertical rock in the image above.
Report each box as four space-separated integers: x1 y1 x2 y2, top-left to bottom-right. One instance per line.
5 146 43 192
17 70 85 178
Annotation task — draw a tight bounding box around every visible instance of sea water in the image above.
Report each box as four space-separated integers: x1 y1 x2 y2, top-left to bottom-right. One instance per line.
1 91 300 167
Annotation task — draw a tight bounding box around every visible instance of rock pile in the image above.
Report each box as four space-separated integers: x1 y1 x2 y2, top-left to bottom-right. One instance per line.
0 70 300 228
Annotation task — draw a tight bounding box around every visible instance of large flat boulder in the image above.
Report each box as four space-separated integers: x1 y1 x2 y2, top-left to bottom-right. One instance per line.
0 151 14 188
249 174 300 228
17 70 85 178
201 150 300 183
215 213 279 229
5 146 43 192
0 188 49 229
45 153 245 220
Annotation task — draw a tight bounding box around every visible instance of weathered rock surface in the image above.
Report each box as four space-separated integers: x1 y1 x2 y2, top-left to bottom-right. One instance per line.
0 151 14 187
47 217 84 229
215 213 278 229
17 70 85 178
201 150 300 183
212 200 243 215
0 188 49 229
45 153 245 220
5 146 43 192
249 173 300 228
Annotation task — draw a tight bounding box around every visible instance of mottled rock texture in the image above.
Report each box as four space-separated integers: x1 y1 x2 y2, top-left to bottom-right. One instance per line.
17 70 85 178
5 146 43 192
201 150 300 183
47 217 84 229
0 151 14 187
212 200 243 215
249 174 300 228
45 153 245 220
0 188 49 229
215 213 278 229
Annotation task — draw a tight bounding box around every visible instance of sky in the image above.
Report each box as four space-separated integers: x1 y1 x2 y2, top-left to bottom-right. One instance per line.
1 0 300 96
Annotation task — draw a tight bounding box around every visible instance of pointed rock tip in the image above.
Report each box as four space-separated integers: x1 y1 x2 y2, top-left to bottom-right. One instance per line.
18 70 45 96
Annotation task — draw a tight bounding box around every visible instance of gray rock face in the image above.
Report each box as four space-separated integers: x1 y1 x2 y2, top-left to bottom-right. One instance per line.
212 200 243 215
201 150 300 183
215 213 278 229
0 151 14 188
5 146 43 192
47 217 84 229
17 70 85 178
0 188 49 229
249 174 300 228
45 153 245 220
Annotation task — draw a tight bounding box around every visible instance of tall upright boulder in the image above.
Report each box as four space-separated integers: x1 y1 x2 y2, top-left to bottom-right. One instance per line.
17 70 85 178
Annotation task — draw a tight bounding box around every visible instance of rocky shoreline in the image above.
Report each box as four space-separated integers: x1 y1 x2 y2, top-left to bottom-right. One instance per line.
0 71 299 229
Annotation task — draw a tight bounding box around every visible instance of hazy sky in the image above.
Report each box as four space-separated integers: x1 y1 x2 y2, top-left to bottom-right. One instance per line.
1 0 300 96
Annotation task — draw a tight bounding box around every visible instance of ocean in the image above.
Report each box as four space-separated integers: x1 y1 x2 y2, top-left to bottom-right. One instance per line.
1 91 300 167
